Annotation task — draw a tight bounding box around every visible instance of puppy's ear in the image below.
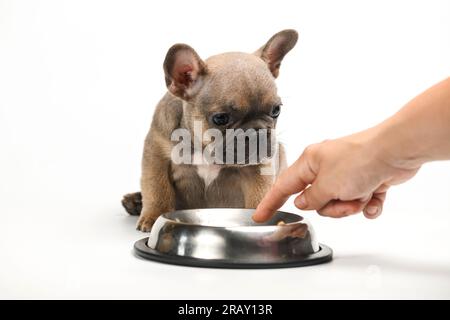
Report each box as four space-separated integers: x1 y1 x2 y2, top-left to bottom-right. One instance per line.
254 29 298 78
163 44 207 99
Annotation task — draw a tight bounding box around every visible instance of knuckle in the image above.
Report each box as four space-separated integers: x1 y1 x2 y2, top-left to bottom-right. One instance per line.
303 144 318 158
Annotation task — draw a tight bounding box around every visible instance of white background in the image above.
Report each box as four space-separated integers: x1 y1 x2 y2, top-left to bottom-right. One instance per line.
1 0 450 299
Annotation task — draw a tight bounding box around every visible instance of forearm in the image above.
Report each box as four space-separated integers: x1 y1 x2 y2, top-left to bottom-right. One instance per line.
372 77 450 168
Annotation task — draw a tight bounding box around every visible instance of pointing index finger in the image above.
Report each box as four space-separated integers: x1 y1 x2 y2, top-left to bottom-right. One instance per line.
252 155 315 222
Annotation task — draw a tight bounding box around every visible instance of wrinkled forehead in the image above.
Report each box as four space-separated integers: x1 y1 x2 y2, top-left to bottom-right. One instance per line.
199 52 279 109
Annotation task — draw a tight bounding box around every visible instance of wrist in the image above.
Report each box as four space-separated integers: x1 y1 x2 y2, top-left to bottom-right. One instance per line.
368 120 425 170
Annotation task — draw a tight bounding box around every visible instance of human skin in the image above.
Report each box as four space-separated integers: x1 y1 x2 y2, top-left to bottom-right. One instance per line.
253 77 450 222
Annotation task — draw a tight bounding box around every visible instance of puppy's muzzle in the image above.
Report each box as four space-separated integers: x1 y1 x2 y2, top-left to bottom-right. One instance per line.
221 128 275 165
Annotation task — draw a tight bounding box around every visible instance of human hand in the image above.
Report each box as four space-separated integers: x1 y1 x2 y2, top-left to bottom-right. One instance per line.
253 130 420 222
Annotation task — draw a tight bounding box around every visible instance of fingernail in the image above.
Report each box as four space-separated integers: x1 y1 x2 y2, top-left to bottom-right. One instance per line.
294 194 307 209
366 206 379 216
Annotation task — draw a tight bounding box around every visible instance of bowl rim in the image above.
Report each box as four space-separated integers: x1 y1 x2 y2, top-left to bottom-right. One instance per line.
157 208 306 230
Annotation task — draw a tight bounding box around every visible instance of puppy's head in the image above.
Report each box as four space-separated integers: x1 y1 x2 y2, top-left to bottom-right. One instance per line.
164 29 298 165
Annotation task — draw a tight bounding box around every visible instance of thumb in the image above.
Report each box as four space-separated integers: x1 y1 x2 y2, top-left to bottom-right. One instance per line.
253 152 316 222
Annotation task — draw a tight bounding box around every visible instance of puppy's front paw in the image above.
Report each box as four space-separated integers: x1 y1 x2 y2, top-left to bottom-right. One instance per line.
136 215 156 232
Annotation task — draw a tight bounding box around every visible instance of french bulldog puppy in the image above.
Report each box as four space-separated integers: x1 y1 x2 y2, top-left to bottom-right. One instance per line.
122 29 298 231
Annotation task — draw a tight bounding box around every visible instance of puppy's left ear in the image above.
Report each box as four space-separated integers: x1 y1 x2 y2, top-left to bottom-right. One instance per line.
255 29 298 78
163 44 207 100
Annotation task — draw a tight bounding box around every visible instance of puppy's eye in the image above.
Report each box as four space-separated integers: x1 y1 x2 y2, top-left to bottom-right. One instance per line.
212 113 230 126
270 105 281 118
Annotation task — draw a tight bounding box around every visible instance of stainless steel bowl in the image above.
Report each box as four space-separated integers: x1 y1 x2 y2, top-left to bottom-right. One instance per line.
134 208 332 268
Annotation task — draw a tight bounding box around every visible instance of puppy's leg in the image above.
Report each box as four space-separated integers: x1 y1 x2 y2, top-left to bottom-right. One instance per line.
241 168 274 208
137 139 176 232
277 143 288 175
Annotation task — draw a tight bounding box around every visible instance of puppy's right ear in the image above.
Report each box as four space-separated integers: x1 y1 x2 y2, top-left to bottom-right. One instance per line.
163 44 207 100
